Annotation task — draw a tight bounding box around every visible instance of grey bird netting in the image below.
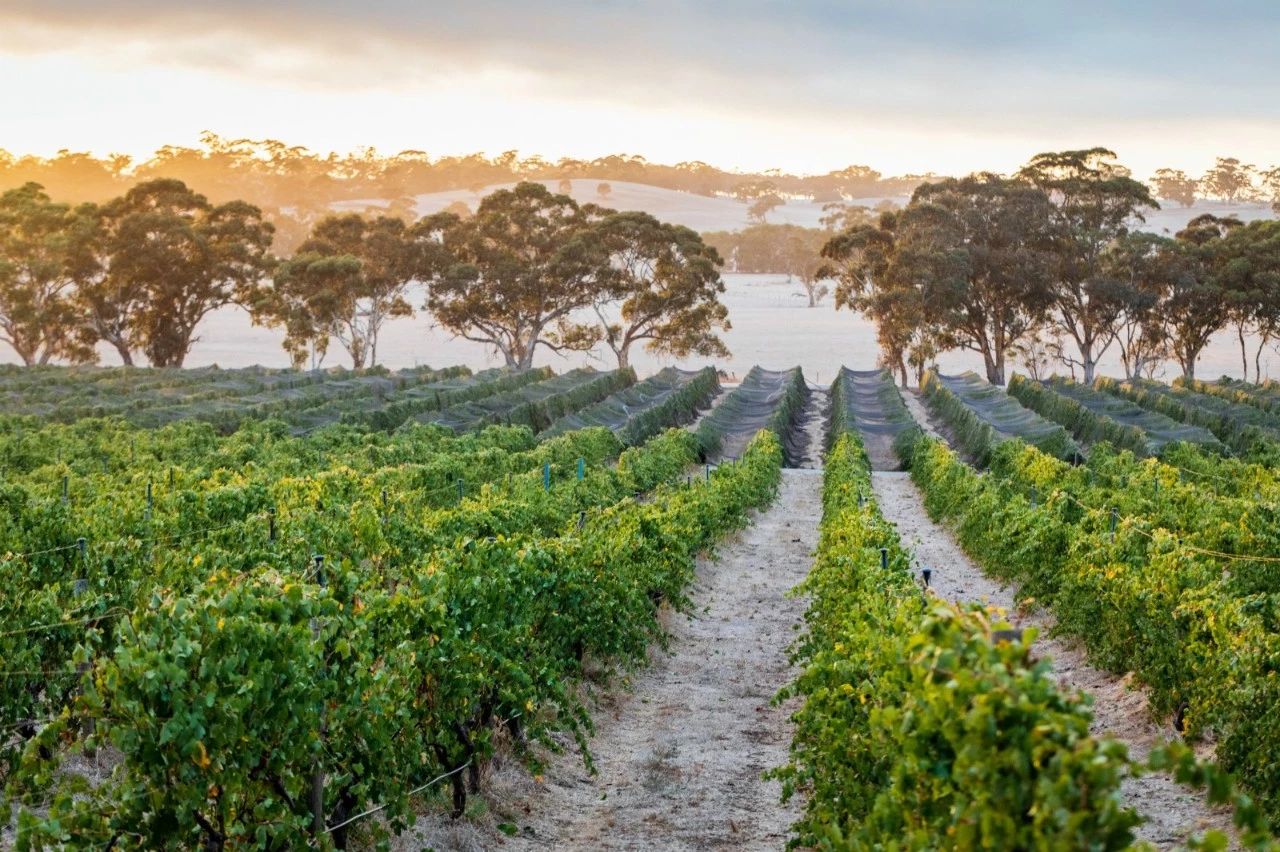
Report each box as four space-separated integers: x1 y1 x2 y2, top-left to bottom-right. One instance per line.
828 367 921 470
830 367 919 438
423 368 635 434
540 366 719 445
696 366 809 465
1044 376 1223 454
933 371 1081 462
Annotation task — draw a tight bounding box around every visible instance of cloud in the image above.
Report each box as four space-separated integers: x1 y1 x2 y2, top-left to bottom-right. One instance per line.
4 1 1279 120
3 0 1280 174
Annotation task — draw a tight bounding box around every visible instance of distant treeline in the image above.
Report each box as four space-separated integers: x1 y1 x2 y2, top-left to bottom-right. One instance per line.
0 132 925 208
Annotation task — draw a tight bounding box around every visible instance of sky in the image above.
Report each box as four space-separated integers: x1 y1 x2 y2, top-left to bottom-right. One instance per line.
3 1 1279 178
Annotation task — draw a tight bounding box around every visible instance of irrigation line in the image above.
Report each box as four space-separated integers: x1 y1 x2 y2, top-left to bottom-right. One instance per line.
0 607 127 639
324 760 473 834
1053 490 1280 564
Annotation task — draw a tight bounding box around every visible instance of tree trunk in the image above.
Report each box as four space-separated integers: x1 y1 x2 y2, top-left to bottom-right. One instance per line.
114 342 135 367
982 349 1003 385
1239 323 1249 381
615 345 630 370
1180 345 1197 381
1080 346 1096 385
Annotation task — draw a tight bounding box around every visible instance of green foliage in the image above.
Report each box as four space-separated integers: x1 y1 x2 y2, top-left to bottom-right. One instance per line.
4 427 784 847
921 370 1079 465
903 430 1280 834
595 211 730 365
826 366 919 452
1017 374 1224 455
774 430 1141 849
1009 374 1154 456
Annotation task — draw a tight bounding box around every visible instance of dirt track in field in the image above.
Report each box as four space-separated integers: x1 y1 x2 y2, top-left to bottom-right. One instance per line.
867 390 1236 849
403 392 826 851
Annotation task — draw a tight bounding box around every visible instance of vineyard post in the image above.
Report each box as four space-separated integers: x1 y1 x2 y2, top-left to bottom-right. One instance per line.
1030 486 1037 508
577 458 584 481
62 475 69 504
145 481 153 522
169 467 175 488
705 464 711 481
1110 508 1118 539
456 479 464 501
76 537 94 751
268 507 276 543
879 547 888 571
311 554 327 836
543 463 551 491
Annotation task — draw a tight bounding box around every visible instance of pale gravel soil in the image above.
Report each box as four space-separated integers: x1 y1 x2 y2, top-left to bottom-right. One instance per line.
870 469 1237 849
401 393 826 851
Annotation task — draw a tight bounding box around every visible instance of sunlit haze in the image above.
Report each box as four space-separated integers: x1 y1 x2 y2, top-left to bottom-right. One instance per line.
4 1 1280 176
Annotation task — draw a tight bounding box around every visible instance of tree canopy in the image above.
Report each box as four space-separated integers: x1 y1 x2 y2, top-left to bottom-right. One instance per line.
593 211 729 369
254 214 430 369
0 183 96 365
423 183 614 369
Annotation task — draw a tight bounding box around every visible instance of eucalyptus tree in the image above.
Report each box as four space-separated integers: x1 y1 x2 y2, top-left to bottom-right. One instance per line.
256 214 427 369
0 183 96 365
422 182 614 369
73 179 274 367
1018 148 1157 383
593 210 729 369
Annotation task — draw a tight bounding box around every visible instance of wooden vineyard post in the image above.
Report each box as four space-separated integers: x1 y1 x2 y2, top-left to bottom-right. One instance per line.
543 463 551 492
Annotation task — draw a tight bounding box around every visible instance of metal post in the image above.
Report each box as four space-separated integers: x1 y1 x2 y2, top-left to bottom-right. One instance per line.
577 458 585 481
879 547 888 571
705 464 711 482
268 507 276 543
62 475 69 504
543 463 551 491
456 479 464 500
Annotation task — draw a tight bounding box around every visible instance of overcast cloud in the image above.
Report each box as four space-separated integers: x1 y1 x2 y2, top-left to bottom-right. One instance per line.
2 1 1278 173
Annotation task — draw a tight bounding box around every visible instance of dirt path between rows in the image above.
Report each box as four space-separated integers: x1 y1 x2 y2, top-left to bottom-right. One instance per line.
870 470 1236 849
410 395 827 851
